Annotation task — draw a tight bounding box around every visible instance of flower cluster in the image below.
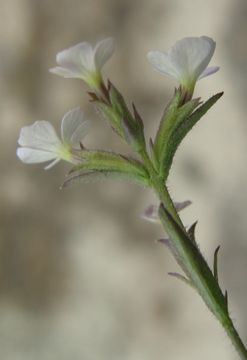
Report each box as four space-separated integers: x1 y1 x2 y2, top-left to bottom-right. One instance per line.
17 36 219 169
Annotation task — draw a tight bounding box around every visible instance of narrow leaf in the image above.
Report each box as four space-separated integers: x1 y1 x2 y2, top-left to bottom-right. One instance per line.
108 85 146 150
154 92 200 163
95 101 124 137
175 200 192 211
213 245 221 282
187 221 198 243
158 204 227 315
173 98 201 128
121 116 145 151
168 272 193 287
109 83 133 124
225 290 228 311
161 92 223 179
132 103 144 129
72 150 149 178
62 169 150 188
88 91 100 102
154 89 181 158
149 137 159 171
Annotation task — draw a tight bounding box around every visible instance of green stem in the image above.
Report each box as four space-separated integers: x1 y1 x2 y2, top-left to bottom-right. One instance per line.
139 148 183 226
140 147 247 360
224 318 247 360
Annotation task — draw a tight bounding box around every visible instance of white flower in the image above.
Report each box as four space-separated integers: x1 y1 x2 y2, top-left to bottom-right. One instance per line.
17 108 89 169
147 36 219 94
49 38 114 89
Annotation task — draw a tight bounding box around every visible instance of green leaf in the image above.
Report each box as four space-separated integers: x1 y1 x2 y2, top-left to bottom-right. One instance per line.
161 92 223 179
168 272 193 287
109 82 133 126
97 84 146 151
63 150 150 188
95 101 124 137
62 169 150 188
213 245 220 282
75 150 148 175
121 115 145 152
187 221 198 243
154 89 181 158
109 84 146 151
158 204 228 316
154 91 200 169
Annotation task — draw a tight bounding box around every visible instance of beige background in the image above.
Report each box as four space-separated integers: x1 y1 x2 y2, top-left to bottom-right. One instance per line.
0 0 247 359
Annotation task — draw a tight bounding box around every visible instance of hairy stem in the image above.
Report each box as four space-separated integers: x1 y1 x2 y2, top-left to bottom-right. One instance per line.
139 148 183 226
140 147 247 360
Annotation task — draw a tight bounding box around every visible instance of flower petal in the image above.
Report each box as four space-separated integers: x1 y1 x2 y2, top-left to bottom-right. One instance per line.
44 158 61 170
49 66 83 78
61 108 90 145
147 50 179 78
56 42 95 73
147 36 217 86
198 66 219 80
18 121 61 152
17 147 58 164
94 37 115 69
170 36 216 80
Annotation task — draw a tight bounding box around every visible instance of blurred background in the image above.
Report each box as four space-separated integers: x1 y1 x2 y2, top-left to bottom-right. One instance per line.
0 0 247 359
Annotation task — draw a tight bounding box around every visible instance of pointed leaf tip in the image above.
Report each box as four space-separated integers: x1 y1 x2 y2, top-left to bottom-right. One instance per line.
225 290 228 310
107 79 112 90
174 200 192 212
158 238 170 246
88 91 100 102
187 221 198 243
160 91 224 179
213 245 221 282
132 103 144 128
168 272 192 287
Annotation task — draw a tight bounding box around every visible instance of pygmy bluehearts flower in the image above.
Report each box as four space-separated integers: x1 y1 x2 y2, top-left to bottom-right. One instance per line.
49 38 114 89
147 36 219 95
17 108 89 169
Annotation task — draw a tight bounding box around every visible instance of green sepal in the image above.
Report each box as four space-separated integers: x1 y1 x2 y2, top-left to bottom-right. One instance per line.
161 92 223 180
95 84 146 151
109 83 146 151
154 89 182 158
109 83 133 126
62 150 150 188
62 169 150 188
158 204 228 317
149 137 159 171
121 114 145 152
154 90 200 165
95 101 124 138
